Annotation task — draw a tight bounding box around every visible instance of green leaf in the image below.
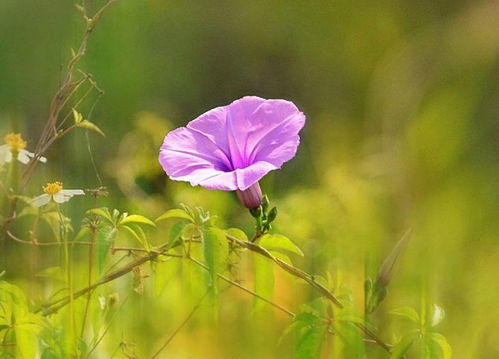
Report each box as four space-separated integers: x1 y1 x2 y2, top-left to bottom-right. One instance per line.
168 221 186 248
375 229 411 288
181 223 200 240
0 282 42 359
429 333 452 359
156 209 194 223
267 207 278 223
259 234 304 256
72 108 83 124
16 327 39 359
281 309 322 345
389 332 419 359
86 208 113 224
202 227 228 294
121 225 150 250
391 306 420 323
96 225 118 273
225 228 248 242
295 325 327 359
119 214 155 227
74 226 91 242
269 251 293 265
76 120 105 137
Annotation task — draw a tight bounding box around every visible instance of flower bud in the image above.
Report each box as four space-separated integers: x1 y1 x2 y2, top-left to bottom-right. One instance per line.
236 182 263 209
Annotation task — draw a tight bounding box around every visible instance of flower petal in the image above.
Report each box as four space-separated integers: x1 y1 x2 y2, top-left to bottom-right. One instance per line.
0 145 11 165
198 171 238 190
61 189 85 196
159 96 305 191
30 194 51 207
53 192 71 203
197 161 277 191
187 97 269 169
188 96 305 170
52 189 85 203
234 161 277 191
23 150 47 163
240 99 306 168
159 126 237 189
17 150 31 164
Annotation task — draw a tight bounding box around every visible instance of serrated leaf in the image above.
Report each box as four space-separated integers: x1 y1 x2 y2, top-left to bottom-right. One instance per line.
76 120 105 137
202 227 228 294
389 332 418 359
119 214 155 227
259 234 304 256
391 306 420 323
96 225 118 273
156 209 194 223
429 333 452 359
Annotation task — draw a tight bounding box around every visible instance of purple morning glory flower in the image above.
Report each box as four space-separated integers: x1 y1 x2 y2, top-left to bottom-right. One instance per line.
158 96 306 208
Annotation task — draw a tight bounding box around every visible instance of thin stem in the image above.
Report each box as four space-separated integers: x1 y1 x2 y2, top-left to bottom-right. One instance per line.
84 292 131 359
57 204 76 349
151 291 209 359
80 227 97 339
7 230 92 246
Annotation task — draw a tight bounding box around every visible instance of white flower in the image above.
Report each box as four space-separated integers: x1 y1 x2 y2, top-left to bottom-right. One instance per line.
31 181 85 207
0 133 47 166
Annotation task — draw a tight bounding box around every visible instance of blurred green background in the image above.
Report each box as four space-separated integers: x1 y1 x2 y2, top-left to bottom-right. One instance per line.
1 0 499 358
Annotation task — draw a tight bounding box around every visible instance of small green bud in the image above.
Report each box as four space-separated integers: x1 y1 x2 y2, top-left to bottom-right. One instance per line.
267 207 278 223
261 195 270 211
250 206 262 218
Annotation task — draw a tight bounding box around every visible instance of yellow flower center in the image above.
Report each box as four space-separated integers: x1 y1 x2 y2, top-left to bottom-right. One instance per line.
43 181 63 195
4 133 27 151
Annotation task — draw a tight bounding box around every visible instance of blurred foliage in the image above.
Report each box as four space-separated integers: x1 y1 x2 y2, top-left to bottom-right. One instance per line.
1 0 499 358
